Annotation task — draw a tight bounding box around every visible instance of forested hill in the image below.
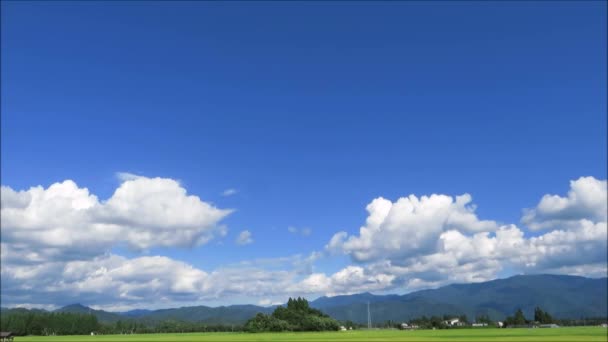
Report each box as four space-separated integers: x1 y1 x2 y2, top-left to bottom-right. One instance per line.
3 274 606 324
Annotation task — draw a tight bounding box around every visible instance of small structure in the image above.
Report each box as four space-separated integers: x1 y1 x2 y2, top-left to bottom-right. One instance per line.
472 322 488 327
601 323 607 328
339 326 347 331
444 318 465 327
496 321 504 328
401 323 418 330
0 332 14 342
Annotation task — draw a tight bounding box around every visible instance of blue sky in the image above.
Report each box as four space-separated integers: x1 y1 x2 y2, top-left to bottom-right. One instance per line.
1 1 606 310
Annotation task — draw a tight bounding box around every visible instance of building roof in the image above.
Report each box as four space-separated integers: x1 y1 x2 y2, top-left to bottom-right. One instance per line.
0 332 13 337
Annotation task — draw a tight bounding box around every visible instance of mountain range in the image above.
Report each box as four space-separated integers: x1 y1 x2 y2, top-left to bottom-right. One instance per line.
3 274 606 324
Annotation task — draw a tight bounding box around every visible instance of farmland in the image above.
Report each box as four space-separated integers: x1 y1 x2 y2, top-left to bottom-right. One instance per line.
14 327 608 341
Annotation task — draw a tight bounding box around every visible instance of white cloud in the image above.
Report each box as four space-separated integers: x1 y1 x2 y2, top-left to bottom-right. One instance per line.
328 193 498 263
98 176 232 249
236 230 253 245
1 254 210 308
116 172 144 182
287 226 312 237
289 266 395 296
522 176 607 230
222 188 238 197
326 178 607 290
258 299 283 306
2 253 312 309
1 177 232 261
1 176 606 309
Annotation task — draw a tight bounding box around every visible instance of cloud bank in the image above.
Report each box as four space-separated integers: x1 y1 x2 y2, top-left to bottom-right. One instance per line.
1 176 606 309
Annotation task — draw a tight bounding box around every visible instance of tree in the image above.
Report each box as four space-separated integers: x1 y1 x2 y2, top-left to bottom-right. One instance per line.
245 297 339 332
513 309 527 325
534 307 553 324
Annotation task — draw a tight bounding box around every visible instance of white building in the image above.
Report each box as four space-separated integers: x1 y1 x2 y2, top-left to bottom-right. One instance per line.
472 323 488 327
444 318 465 327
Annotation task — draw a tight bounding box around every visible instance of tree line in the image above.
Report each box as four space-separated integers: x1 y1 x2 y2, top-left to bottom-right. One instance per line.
0 311 242 336
389 307 606 329
2 304 605 335
503 307 606 327
0 311 98 336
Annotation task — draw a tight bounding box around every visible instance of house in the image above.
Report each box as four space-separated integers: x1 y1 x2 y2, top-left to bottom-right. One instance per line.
400 323 419 330
472 323 488 327
444 318 465 327
0 332 14 342
339 326 347 331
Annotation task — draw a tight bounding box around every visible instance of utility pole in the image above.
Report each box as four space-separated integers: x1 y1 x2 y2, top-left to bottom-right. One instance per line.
367 302 372 329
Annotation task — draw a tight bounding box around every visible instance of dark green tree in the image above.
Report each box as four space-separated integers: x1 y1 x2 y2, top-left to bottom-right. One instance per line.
534 307 554 324
514 308 527 325
245 297 339 332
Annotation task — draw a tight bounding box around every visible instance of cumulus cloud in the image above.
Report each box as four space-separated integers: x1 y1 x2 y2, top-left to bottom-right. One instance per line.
290 266 396 296
236 230 253 245
328 193 498 263
98 177 232 249
522 176 607 230
326 177 607 290
2 176 606 309
1 177 232 261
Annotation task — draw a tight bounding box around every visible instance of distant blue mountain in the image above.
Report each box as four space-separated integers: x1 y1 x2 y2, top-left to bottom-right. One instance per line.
56 303 123 323
118 309 152 318
310 274 608 323
311 292 401 309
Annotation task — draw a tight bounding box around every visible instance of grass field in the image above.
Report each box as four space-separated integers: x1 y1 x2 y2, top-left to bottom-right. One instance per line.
14 327 608 341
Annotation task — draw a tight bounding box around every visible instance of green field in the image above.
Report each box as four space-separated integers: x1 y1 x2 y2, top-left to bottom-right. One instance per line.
14 327 608 341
